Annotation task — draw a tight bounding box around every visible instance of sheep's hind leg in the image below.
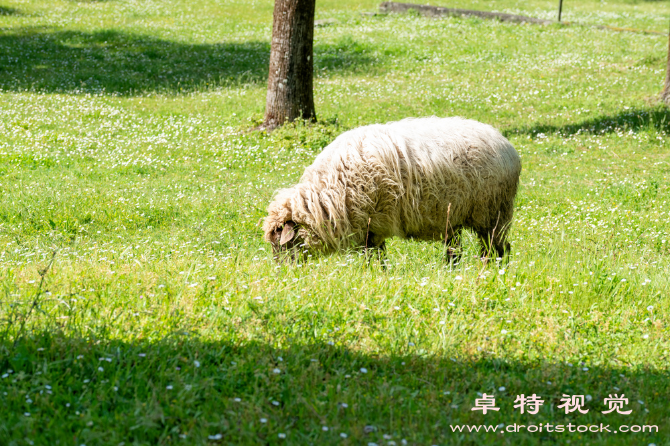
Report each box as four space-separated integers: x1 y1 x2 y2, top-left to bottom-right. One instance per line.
477 227 511 262
475 200 514 262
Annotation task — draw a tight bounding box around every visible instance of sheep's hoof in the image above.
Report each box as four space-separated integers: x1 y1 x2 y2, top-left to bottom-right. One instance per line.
363 244 387 269
446 247 461 264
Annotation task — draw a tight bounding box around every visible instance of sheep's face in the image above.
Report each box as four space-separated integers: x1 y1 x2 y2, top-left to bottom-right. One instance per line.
268 220 306 260
264 187 326 261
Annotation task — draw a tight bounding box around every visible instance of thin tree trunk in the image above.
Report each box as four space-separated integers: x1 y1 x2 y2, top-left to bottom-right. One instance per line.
663 23 670 104
263 0 316 130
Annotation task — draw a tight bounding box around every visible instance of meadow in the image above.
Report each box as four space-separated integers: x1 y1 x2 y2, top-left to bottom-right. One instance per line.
1 0 670 444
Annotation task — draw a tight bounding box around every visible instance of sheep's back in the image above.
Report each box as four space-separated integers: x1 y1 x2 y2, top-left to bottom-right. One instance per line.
300 117 521 243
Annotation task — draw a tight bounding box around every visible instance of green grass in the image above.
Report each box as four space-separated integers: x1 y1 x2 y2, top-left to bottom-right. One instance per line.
1 0 670 444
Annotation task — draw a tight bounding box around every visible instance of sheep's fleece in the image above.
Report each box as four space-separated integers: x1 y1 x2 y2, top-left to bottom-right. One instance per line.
263 117 521 257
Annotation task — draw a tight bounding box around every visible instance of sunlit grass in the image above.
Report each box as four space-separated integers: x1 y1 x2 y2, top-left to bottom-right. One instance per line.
1 0 669 444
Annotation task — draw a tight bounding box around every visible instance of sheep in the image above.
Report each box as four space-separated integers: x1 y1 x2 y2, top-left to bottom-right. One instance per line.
263 116 521 261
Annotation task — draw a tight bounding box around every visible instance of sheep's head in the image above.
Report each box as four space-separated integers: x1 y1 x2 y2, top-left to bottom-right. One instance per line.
264 192 306 260
269 220 299 250
263 187 329 261
264 219 315 260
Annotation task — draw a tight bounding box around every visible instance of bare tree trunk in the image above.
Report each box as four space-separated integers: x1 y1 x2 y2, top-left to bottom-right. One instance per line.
263 0 316 130
663 23 670 105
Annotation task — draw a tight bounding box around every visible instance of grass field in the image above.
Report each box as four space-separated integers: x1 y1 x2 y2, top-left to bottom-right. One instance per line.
2 0 670 444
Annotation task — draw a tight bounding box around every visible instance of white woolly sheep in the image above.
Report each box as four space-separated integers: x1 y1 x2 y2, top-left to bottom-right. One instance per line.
263 116 521 260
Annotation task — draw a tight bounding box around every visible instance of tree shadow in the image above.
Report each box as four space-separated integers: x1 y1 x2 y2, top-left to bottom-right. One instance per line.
0 28 378 96
505 107 670 138
1 331 667 445
0 29 270 95
0 6 22 15
315 36 379 74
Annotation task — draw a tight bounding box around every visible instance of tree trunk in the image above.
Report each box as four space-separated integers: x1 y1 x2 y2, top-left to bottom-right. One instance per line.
663 24 670 105
263 0 317 130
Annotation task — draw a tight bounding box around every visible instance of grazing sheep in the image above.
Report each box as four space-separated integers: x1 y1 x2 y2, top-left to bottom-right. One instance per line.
263 117 521 260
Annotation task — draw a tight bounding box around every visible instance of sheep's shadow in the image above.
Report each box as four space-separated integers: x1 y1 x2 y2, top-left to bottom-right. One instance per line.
0 28 378 95
2 331 667 444
505 107 670 138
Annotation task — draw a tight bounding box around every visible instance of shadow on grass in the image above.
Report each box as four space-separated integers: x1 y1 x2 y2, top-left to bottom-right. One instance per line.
0 29 378 95
0 6 22 15
1 332 667 445
505 107 670 138
316 36 380 74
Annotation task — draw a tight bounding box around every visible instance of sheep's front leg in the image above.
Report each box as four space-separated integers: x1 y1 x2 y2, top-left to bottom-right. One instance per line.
363 233 388 268
444 226 463 264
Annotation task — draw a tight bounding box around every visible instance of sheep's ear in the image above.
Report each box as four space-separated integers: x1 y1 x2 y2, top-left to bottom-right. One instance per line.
279 221 296 245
